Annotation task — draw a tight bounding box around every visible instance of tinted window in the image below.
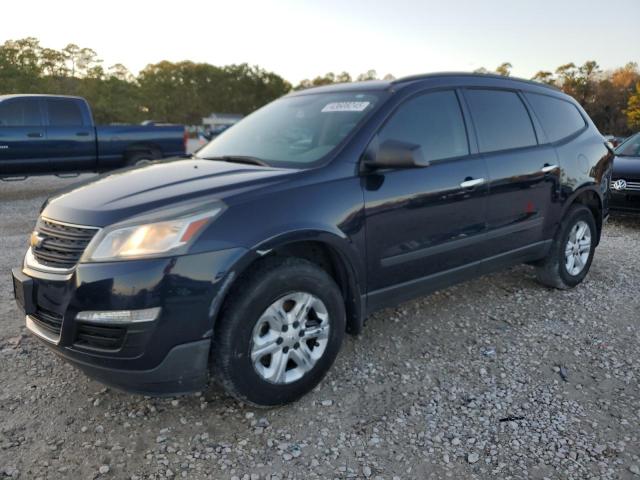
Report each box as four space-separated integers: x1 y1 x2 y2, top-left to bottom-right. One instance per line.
0 99 41 126
526 92 585 142
378 91 469 162
465 89 537 152
616 132 640 157
47 98 84 126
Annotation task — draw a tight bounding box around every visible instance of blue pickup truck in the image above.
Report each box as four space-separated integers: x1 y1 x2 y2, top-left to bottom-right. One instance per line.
0 94 186 179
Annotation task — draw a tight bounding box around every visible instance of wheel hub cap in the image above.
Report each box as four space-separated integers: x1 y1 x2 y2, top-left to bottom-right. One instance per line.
250 292 330 384
564 220 591 276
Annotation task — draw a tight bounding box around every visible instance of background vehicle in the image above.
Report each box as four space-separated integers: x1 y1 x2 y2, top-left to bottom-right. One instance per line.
610 132 640 211
604 134 627 148
0 94 186 178
12 74 612 406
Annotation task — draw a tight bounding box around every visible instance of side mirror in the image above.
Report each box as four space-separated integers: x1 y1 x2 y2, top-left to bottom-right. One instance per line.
363 137 430 170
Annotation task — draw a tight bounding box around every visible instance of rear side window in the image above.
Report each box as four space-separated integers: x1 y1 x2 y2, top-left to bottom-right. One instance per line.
0 99 41 126
378 90 469 162
465 89 537 153
525 92 586 142
46 98 85 126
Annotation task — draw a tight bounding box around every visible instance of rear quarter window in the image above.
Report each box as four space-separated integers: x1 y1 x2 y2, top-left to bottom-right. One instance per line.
525 92 586 143
465 89 537 153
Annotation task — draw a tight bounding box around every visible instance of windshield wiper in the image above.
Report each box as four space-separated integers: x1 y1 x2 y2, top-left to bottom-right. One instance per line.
198 155 270 167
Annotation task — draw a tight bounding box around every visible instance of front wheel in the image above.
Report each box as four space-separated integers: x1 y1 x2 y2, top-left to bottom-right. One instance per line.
535 205 597 289
212 258 346 406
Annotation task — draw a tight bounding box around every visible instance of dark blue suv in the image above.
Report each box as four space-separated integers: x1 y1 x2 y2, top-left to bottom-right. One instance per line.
12 73 613 406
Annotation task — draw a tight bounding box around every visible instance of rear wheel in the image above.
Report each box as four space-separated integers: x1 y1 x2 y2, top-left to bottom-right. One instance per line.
212 258 345 406
535 205 597 289
126 152 154 166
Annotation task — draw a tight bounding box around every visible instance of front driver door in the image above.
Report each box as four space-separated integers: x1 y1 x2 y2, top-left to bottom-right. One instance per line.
363 90 489 310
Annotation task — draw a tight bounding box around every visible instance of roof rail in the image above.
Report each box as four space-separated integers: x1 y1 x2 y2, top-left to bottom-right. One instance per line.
392 72 560 91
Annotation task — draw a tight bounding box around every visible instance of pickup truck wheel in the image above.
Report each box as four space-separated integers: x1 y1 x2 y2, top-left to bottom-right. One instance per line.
126 153 153 166
212 258 345 407
535 205 596 289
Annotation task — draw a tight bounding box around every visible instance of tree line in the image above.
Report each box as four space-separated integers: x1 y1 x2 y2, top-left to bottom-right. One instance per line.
1 38 639 135
0 38 291 125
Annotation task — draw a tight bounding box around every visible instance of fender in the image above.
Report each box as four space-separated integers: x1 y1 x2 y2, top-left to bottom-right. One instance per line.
561 183 604 244
216 227 367 335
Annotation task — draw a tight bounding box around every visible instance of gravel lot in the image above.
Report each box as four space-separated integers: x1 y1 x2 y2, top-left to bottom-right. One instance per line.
1 175 640 480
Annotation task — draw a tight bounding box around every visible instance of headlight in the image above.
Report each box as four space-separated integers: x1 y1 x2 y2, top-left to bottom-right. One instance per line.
86 207 223 261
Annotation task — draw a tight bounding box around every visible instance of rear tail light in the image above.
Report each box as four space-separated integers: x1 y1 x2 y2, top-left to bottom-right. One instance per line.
183 129 189 154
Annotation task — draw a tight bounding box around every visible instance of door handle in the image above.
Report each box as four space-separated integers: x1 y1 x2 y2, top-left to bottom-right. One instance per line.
76 132 90 137
460 178 485 188
27 132 43 138
541 164 559 173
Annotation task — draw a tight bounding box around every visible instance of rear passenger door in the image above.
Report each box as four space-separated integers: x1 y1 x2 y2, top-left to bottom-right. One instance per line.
463 88 560 259
0 97 48 176
44 97 97 172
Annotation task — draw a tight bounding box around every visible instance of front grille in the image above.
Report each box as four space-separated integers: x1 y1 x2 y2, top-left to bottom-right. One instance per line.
610 180 640 192
32 218 98 270
31 308 63 338
74 323 126 350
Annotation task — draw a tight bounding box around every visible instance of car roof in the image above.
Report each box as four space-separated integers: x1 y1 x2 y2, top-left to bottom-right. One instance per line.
289 72 561 96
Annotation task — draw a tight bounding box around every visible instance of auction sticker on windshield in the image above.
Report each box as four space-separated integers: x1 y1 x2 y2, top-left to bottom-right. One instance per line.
321 101 370 112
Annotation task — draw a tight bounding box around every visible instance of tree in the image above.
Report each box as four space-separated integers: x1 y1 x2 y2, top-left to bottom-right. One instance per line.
495 62 512 77
532 70 554 84
356 69 377 81
62 43 81 77
39 48 68 76
627 82 640 131
108 63 134 82
1 37 639 133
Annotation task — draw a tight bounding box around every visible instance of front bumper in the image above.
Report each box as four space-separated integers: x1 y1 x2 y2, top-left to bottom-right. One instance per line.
12 247 246 395
610 190 640 212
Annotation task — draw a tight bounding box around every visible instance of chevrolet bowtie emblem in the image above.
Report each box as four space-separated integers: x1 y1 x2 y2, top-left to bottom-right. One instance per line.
30 231 45 249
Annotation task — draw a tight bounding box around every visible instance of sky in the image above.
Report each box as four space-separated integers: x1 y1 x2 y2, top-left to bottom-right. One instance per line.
2 0 639 84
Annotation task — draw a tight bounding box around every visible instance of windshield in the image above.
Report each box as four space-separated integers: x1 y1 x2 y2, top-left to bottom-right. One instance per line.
196 91 383 167
615 133 640 157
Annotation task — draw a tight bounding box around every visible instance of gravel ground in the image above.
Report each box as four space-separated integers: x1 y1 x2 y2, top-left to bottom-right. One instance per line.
1 175 640 480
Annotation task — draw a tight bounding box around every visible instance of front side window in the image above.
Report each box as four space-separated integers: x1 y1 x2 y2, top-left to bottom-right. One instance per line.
197 91 383 167
378 90 469 162
465 89 537 153
46 98 85 126
525 92 586 143
0 99 41 126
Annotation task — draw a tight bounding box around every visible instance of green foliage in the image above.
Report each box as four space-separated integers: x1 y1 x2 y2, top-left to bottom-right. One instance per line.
627 82 640 131
531 60 640 136
495 62 512 77
295 70 395 90
1 38 638 135
0 38 291 125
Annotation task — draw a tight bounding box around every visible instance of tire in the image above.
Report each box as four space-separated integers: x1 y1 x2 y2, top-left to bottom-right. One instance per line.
535 205 597 289
212 257 346 407
126 152 154 166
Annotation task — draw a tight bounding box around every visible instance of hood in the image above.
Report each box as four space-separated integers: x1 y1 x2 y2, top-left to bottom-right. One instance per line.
612 155 640 180
42 158 296 227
